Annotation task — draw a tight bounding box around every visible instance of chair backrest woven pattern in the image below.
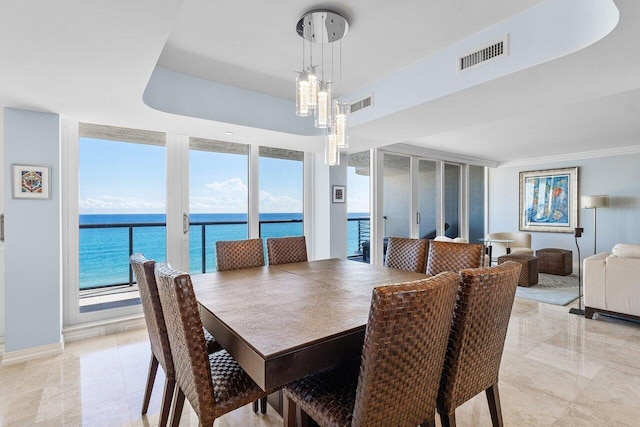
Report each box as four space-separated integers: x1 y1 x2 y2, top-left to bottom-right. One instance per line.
130 254 174 379
154 263 215 421
384 237 428 273
437 261 521 413
215 238 265 271
266 236 308 265
426 240 484 275
351 272 459 427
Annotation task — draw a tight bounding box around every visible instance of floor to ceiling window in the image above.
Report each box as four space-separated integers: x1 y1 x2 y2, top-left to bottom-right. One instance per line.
347 151 370 262
189 138 249 273
371 150 485 264
469 165 486 243
418 159 438 239
258 147 304 240
444 163 461 238
383 153 411 239
77 124 166 314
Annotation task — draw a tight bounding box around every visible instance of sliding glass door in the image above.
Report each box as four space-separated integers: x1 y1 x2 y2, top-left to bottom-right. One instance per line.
383 153 411 239
74 124 166 317
444 163 461 238
189 138 249 274
418 159 438 239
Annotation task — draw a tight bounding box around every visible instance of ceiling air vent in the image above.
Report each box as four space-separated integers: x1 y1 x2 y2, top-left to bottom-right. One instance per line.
349 95 373 114
457 35 509 73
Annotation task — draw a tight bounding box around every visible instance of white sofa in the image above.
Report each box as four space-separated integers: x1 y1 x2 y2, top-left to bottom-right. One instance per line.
583 243 640 320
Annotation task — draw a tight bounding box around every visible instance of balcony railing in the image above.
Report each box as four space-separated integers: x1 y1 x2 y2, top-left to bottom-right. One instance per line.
79 216 370 290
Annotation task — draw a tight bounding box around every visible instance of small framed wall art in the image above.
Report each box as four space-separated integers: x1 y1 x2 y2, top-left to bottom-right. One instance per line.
12 164 52 199
332 185 346 203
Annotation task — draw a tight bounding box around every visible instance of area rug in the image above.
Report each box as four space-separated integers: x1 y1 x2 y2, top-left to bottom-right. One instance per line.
515 273 579 306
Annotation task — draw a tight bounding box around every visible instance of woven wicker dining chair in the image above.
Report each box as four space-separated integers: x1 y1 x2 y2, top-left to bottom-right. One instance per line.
130 254 222 427
437 261 522 427
384 237 429 273
426 240 484 276
214 238 269 413
154 262 275 427
283 271 460 427
215 238 265 271
266 236 308 265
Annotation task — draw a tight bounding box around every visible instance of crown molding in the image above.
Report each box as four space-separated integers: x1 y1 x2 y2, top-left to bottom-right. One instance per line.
499 145 640 168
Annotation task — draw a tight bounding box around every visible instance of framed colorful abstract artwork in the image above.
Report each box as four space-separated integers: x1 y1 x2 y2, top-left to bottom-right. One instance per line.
12 164 51 199
519 167 578 233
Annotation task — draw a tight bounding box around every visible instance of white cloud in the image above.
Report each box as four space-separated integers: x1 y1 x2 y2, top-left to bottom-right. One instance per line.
80 196 165 213
258 190 302 213
190 177 248 213
80 178 304 214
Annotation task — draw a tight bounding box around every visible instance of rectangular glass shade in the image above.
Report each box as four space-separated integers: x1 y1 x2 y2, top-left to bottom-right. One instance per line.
326 132 339 166
296 72 310 117
315 81 332 128
334 101 349 148
307 67 318 109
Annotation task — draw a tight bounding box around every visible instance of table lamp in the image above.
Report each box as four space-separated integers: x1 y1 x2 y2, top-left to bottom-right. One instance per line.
581 195 609 255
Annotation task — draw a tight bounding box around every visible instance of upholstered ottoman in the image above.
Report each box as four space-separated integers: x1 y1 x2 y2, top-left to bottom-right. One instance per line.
536 248 572 275
497 254 538 287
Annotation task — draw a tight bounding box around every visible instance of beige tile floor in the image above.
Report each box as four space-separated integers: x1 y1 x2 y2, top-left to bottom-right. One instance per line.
1 297 640 426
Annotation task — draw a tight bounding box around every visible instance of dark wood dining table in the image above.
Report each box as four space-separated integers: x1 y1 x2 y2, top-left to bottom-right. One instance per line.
192 258 428 395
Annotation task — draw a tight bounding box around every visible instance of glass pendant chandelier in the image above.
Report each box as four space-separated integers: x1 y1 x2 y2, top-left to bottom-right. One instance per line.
295 10 350 165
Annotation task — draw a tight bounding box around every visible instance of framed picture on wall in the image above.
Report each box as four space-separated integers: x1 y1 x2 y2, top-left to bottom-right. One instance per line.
332 185 346 203
12 164 52 199
519 167 578 233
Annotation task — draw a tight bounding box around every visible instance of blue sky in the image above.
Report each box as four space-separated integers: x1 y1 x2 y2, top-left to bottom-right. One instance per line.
79 137 369 214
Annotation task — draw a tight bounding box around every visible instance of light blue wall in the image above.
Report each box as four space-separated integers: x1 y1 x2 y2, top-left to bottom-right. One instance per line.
488 153 640 263
3 108 61 352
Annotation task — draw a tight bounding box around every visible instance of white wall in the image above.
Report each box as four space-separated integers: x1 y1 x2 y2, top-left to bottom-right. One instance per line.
0 109 5 344
329 154 348 259
489 153 640 263
3 108 61 352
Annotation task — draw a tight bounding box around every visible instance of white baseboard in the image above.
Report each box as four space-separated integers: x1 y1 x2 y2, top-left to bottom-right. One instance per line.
63 314 145 343
1 342 64 366
0 336 5 359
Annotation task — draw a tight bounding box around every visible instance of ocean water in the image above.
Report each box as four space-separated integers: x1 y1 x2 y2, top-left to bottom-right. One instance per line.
79 213 369 289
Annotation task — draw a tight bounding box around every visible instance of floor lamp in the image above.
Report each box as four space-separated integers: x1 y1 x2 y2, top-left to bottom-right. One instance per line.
569 227 584 316
581 195 610 255
570 195 609 316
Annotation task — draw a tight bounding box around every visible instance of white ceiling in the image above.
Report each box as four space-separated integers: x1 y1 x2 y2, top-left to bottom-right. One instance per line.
0 0 638 165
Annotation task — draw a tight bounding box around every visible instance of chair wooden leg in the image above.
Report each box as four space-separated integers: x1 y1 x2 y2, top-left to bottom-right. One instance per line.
259 396 268 414
142 354 159 414
420 418 436 427
158 378 175 427
252 400 259 413
283 396 297 427
300 409 313 427
170 387 186 427
486 384 504 427
440 411 456 427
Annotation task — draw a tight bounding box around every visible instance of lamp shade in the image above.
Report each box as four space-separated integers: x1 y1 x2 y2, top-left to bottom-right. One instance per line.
581 195 610 209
